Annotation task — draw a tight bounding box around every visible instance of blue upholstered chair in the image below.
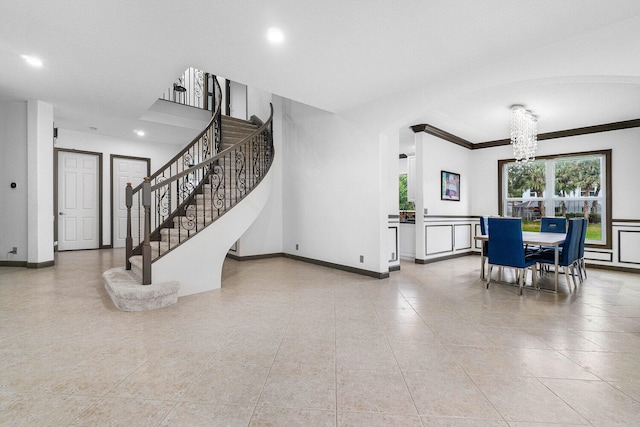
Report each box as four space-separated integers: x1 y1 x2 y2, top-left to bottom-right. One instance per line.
479 216 489 279
537 216 568 254
576 218 588 283
531 218 582 293
540 217 567 233
486 217 538 295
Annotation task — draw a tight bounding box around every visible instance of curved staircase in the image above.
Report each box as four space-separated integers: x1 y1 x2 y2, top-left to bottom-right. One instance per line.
104 77 275 311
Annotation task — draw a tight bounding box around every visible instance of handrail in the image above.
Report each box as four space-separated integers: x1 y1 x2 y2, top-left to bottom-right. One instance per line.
131 76 222 194
151 104 273 192
126 100 275 285
144 106 273 245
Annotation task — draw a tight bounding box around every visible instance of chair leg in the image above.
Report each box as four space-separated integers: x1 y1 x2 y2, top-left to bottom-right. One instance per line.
518 268 524 295
575 261 583 284
564 267 573 294
532 264 538 289
480 255 485 279
486 265 493 289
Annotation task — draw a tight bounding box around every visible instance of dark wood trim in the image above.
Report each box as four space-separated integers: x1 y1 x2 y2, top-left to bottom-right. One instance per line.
26 260 55 268
477 118 640 148
425 215 481 219
454 223 473 250
618 230 640 265
109 154 151 249
0 261 28 267
389 225 399 262
425 224 454 256
586 263 640 274
226 252 285 261
585 251 613 263
54 148 103 251
389 265 401 272
612 219 640 223
225 79 231 116
100 244 113 249
415 252 473 264
284 253 389 279
412 118 640 150
226 252 391 278
410 124 473 149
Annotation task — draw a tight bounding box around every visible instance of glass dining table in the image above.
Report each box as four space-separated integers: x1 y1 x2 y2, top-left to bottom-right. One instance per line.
475 231 566 293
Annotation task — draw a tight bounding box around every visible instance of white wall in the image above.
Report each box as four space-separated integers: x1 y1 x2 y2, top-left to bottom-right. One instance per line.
0 101 28 261
27 100 54 265
282 99 385 274
247 86 273 123
55 130 182 246
234 95 284 257
417 132 473 216
469 127 640 219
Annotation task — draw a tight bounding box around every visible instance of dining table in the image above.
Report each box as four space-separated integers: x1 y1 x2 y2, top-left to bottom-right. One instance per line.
475 231 566 293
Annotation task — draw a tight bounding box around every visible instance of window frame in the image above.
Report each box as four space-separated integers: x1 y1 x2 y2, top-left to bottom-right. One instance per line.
498 149 612 249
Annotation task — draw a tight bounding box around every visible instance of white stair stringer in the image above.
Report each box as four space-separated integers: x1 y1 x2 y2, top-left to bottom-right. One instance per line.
150 165 274 297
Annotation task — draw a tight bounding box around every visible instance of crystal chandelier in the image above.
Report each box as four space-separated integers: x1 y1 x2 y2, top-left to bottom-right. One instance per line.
510 105 537 162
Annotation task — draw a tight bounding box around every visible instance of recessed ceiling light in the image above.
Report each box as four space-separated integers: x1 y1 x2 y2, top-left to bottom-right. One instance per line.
21 54 44 67
134 130 145 137
267 27 284 44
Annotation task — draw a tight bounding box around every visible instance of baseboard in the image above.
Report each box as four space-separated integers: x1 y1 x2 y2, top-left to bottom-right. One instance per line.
226 252 285 261
26 260 55 268
284 253 389 279
415 251 474 264
586 263 640 274
101 244 113 249
0 260 28 267
389 265 401 272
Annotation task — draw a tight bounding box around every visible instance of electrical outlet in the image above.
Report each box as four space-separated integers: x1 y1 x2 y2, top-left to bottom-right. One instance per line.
360 255 364 263
10 247 17 254
295 244 299 250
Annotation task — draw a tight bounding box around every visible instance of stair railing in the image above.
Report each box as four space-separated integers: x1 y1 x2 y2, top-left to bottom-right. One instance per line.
126 103 274 285
125 76 222 282
161 67 219 111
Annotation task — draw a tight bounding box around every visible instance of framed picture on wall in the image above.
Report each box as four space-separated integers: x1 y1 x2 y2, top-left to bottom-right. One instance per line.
441 170 460 201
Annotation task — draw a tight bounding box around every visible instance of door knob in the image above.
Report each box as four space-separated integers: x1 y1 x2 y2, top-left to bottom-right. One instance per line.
59 212 64 215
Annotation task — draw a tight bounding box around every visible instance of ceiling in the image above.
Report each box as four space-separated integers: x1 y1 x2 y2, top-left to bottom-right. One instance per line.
1 0 640 148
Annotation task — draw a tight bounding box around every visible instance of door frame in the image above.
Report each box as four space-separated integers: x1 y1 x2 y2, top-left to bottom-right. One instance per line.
110 154 151 249
53 148 104 251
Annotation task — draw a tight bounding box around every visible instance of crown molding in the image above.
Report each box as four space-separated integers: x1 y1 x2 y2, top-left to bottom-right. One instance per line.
411 118 640 150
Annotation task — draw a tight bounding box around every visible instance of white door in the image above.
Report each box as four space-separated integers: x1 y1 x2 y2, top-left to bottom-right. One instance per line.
229 80 247 119
112 157 148 248
58 151 100 251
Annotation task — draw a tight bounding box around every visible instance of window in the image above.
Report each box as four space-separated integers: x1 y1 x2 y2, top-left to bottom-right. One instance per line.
399 174 415 211
498 150 611 248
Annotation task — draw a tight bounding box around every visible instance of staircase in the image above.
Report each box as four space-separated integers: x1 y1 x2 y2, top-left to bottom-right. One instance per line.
104 76 275 311
128 115 261 265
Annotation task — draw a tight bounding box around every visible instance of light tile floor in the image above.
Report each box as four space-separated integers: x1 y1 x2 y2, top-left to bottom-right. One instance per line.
1 249 640 426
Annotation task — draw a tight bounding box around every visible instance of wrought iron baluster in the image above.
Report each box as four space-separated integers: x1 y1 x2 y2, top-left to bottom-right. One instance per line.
125 182 133 270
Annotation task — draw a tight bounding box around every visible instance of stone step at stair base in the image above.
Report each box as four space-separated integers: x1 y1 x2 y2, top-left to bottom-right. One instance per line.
103 266 179 311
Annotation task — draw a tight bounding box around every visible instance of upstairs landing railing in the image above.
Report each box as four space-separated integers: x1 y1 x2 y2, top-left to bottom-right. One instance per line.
161 67 218 111
125 103 274 285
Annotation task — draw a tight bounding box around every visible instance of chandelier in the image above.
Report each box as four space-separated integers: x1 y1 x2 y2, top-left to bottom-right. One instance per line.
510 105 537 162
